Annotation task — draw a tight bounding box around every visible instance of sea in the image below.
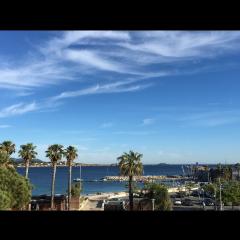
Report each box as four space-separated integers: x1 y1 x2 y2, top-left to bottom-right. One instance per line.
16 164 215 196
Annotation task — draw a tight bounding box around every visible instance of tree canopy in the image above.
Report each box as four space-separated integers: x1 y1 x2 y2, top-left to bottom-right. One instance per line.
0 151 32 210
143 183 172 211
70 183 82 197
118 150 143 177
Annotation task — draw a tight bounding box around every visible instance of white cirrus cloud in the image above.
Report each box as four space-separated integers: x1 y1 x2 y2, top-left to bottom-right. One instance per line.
2 31 240 120
50 81 153 101
0 102 37 118
2 31 240 92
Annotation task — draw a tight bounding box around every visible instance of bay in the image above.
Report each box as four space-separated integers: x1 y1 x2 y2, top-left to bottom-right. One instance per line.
16 164 213 195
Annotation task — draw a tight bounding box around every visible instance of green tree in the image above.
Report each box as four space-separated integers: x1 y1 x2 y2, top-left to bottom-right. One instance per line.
64 146 78 210
222 166 232 181
143 183 172 210
202 183 216 198
0 151 32 210
46 144 64 210
18 143 37 179
185 182 195 196
234 163 240 180
0 141 15 156
71 183 82 197
118 151 143 211
221 181 240 209
0 150 10 166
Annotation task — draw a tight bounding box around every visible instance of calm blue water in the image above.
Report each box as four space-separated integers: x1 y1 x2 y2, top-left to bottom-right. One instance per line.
16 164 208 195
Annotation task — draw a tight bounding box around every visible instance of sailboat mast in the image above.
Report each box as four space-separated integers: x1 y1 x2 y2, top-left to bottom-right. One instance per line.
80 164 82 191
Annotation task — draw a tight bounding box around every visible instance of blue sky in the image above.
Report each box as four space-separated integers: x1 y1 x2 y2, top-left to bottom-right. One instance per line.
1 31 240 164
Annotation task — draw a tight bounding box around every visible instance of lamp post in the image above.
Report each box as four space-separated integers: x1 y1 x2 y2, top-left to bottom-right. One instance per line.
152 199 155 211
219 177 223 211
214 186 217 211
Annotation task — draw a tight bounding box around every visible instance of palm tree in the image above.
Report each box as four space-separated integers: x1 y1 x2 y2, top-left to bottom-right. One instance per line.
64 146 78 210
46 144 64 210
117 150 143 211
0 141 15 156
18 143 37 179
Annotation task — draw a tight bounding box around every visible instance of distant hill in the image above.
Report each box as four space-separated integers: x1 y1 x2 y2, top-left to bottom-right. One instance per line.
11 158 45 164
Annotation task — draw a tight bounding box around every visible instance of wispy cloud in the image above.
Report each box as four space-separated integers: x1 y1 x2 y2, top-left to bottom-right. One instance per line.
178 110 240 127
2 31 240 93
0 99 60 118
100 122 114 128
0 124 11 128
50 81 152 101
141 118 156 126
0 60 74 90
2 31 240 119
113 130 156 136
0 102 37 118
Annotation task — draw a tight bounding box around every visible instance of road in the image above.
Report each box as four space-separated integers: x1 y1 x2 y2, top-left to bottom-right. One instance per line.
171 195 240 211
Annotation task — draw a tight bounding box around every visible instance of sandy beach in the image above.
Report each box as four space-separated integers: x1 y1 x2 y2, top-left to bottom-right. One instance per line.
80 191 128 210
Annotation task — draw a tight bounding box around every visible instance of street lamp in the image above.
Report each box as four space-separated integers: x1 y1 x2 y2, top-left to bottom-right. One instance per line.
152 199 155 211
219 178 223 211
214 186 217 211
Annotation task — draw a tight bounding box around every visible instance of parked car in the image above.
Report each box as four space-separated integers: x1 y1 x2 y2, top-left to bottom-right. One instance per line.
174 199 182 205
191 190 200 197
202 198 215 206
182 198 194 206
176 192 186 198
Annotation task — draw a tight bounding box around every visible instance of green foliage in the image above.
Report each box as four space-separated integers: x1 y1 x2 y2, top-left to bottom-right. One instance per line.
0 189 12 210
0 167 32 210
125 181 140 194
65 146 78 166
143 183 172 211
202 183 216 197
0 150 9 166
71 183 82 197
185 182 195 196
221 181 240 206
18 143 37 165
117 150 143 177
0 141 16 156
45 144 64 165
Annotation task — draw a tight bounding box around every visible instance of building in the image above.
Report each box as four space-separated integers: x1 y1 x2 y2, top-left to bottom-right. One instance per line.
231 166 240 180
31 194 67 211
193 166 210 182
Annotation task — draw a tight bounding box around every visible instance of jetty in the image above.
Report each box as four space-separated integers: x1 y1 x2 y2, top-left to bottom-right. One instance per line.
101 175 191 182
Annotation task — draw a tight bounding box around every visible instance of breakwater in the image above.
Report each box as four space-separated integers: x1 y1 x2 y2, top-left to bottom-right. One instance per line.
102 175 191 182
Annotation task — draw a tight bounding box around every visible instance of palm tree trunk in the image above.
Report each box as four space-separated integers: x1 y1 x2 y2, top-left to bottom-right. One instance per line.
51 163 57 210
25 160 29 179
24 160 30 210
68 163 72 210
129 175 133 211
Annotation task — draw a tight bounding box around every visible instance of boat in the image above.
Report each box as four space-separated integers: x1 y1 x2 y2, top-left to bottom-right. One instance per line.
73 164 83 182
73 178 83 182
